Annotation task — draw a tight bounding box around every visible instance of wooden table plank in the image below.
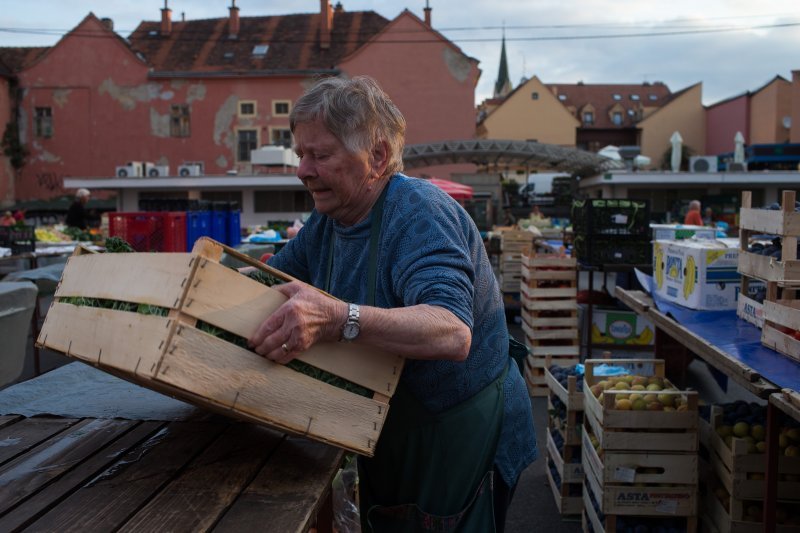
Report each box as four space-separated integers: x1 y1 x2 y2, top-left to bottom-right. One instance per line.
213 436 343 533
23 420 227 533
0 417 80 466
0 421 163 532
119 422 285 533
0 418 135 514
0 416 22 431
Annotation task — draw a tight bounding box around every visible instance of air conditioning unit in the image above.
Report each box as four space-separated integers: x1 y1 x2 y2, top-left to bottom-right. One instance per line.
251 146 300 167
178 164 203 177
689 156 718 173
115 161 144 178
726 161 748 172
144 163 170 177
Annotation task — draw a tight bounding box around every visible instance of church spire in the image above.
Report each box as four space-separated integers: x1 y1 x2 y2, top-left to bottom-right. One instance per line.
494 30 512 98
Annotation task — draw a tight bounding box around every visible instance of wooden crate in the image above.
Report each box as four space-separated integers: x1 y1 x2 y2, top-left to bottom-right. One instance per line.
547 428 583 483
545 364 584 411
736 277 765 329
700 407 800 501
738 191 800 283
545 447 583 516
703 475 800 533
36 238 403 456
499 229 533 254
524 356 548 397
583 359 699 452
761 298 800 362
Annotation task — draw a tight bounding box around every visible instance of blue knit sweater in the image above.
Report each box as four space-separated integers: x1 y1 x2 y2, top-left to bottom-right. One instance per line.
268 174 537 485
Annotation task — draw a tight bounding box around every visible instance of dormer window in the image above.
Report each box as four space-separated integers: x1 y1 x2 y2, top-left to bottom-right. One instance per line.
630 94 640 101
223 52 235 59
252 44 269 57
583 112 594 125
613 94 621 101
649 94 658 101
558 94 567 101
612 112 623 125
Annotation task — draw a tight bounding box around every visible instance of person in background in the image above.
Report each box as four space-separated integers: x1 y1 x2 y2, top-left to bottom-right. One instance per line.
703 206 715 226
0 211 15 226
247 76 537 532
65 188 90 229
684 199 703 226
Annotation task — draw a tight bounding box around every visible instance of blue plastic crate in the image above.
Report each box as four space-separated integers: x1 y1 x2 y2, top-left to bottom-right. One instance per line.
210 211 227 243
186 211 212 249
226 210 241 247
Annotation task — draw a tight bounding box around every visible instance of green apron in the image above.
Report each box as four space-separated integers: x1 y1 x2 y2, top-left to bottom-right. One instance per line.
326 184 509 532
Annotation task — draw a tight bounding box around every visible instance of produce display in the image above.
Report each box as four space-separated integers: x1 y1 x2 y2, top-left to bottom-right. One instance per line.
709 400 800 455
587 374 690 412
35 225 100 243
548 364 584 392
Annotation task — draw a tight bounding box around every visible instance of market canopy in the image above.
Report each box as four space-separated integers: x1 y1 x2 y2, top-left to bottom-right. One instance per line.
428 177 473 200
403 139 623 177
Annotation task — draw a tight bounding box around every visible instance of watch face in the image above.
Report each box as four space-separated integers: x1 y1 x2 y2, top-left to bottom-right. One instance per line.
343 322 360 340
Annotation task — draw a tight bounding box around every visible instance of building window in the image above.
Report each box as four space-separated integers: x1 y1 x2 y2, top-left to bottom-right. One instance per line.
237 129 258 161
239 101 256 117
170 105 191 137
35 107 53 138
558 94 567 101
630 94 640 101
612 112 623 125
583 112 594 125
270 127 292 148
252 44 269 57
531 92 539 100
649 94 658 101
254 190 314 213
612 94 621 101
273 100 291 116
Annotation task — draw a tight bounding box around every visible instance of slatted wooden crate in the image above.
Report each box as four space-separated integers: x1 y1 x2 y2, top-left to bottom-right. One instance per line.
545 362 584 516
36 238 403 456
583 359 699 452
703 476 800 533
699 406 800 502
523 356 547 397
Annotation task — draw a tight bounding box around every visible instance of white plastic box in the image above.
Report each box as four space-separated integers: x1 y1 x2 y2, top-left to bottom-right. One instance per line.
652 238 742 310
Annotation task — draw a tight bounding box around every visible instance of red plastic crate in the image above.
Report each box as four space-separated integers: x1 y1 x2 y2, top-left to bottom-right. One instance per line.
108 212 186 252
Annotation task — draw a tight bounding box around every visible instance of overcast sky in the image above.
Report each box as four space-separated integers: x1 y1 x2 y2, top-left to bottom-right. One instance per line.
1 1 799 106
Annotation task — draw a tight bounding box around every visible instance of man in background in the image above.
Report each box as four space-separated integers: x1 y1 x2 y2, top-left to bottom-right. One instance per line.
684 199 703 226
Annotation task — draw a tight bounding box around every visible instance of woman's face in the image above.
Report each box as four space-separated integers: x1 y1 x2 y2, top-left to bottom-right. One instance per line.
294 119 377 226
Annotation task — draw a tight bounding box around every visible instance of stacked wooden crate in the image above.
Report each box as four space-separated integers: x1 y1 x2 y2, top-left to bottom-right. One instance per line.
582 359 699 533
699 403 800 532
544 362 584 516
499 229 533 293
738 190 800 362
36 238 403 457
519 251 579 396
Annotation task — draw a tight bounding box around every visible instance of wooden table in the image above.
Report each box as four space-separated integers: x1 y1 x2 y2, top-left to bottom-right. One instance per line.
0 367 343 532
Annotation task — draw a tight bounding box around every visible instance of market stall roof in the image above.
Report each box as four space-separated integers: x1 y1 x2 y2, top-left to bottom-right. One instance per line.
403 139 623 177
428 177 473 200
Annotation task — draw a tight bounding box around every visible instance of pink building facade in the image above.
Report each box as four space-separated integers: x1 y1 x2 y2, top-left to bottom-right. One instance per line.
705 94 749 156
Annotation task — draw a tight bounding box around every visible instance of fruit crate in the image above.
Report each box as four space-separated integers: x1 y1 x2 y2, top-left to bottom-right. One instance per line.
583 359 699 452
545 450 583 516
0 224 36 254
499 229 532 254
738 190 800 283
761 297 800 362
545 362 584 412
699 405 800 501
583 476 698 533
703 475 800 533
573 234 652 267
572 198 651 238
108 212 187 252
736 274 765 329
36 237 403 456
523 356 547 397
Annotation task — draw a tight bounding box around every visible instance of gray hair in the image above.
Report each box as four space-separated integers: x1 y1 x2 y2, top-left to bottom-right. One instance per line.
290 76 406 177
76 188 90 199
689 200 701 210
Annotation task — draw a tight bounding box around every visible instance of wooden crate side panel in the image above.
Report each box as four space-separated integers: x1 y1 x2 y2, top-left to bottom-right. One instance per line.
529 345 580 357
738 251 800 282
761 324 800 363
37 303 170 379
183 260 403 395
522 255 577 269
524 299 578 311
521 309 578 328
56 253 192 309
763 300 800 331
545 370 584 410
521 286 577 299
155 325 385 456
530 328 579 341
601 451 698 485
739 207 800 236
545 465 582 515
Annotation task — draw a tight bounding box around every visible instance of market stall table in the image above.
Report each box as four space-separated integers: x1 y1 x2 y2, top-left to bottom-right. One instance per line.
0 363 343 532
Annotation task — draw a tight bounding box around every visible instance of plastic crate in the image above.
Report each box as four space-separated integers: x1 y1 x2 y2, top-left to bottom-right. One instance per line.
572 235 651 267
227 210 241 247
108 212 186 252
210 210 227 243
187 211 212 249
0 225 36 254
571 199 650 237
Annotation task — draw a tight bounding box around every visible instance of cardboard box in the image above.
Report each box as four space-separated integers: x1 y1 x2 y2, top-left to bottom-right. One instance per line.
652 238 742 310
585 306 654 346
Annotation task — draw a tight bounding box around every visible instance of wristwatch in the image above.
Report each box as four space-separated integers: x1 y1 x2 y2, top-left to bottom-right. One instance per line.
341 303 361 342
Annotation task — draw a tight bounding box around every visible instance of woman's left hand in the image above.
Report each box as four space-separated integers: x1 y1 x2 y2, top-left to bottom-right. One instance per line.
247 281 346 364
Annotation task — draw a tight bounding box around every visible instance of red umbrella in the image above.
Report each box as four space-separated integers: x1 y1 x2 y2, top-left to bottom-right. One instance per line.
428 177 474 200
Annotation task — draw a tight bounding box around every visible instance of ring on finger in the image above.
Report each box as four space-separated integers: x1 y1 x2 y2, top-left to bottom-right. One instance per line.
281 343 290 353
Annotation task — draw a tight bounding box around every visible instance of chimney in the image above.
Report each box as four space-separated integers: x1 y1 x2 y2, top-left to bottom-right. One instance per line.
161 1 172 36
229 0 240 38
320 0 332 50
334 2 344 14
100 17 114 31
423 1 432 27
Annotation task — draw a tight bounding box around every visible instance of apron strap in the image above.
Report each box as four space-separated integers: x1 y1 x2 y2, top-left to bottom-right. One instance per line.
325 182 389 306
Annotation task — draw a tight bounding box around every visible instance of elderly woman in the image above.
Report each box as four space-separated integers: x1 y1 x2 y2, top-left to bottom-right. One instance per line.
248 76 536 532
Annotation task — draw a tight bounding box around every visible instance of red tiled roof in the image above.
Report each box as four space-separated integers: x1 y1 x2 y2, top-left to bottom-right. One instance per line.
128 10 390 74
546 82 673 129
0 47 50 73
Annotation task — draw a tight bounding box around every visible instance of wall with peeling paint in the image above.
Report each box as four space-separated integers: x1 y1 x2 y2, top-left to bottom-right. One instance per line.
338 11 479 180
